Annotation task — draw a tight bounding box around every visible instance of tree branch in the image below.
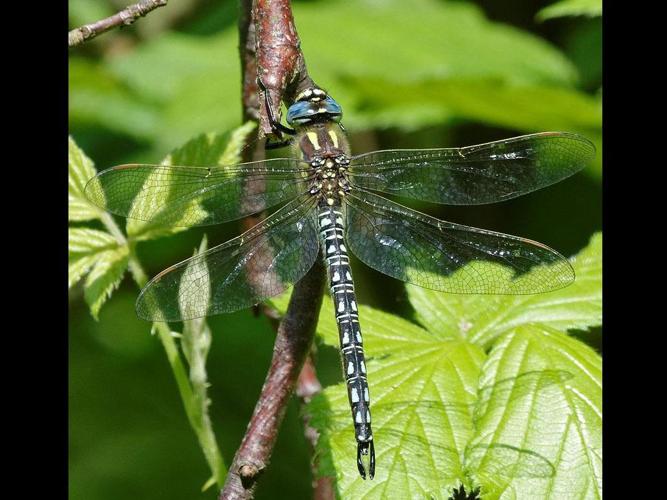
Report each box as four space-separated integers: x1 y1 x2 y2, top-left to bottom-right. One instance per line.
68 0 168 47
254 0 315 137
219 1 329 498
220 260 325 499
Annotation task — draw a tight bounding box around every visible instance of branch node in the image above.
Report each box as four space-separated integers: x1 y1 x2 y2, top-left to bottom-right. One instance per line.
238 463 264 487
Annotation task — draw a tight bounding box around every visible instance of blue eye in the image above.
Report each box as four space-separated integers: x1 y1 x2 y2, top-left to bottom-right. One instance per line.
286 95 344 125
286 101 313 125
323 96 342 115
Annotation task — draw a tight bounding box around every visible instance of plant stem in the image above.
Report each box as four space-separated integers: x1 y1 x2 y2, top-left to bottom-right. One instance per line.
99 212 227 487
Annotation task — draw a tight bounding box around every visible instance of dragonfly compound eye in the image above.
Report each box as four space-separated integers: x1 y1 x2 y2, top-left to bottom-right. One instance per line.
287 92 343 126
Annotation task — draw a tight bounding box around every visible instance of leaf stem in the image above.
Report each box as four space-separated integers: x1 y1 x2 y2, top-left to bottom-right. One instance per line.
98 211 227 487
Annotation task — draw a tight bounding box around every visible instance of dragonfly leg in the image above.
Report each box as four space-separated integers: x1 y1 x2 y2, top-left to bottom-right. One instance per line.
265 137 292 150
257 77 297 137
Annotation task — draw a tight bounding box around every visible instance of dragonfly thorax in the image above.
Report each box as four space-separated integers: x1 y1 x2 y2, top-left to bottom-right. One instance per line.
295 120 352 204
308 154 351 203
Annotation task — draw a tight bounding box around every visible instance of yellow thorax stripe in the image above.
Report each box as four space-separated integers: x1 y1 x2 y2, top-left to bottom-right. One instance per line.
306 132 320 150
328 130 339 148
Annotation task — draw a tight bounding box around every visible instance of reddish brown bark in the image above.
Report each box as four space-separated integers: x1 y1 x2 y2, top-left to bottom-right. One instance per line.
219 260 325 499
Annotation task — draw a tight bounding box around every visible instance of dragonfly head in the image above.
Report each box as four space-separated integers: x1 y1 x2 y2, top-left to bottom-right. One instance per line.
287 87 343 127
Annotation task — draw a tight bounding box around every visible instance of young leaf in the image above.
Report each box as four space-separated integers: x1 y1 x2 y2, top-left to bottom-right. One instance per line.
83 244 129 320
69 228 120 288
126 122 256 241
69 136 102 222
467 325 601 499
69 227 129 318
537 0 602 22
407 232 601 349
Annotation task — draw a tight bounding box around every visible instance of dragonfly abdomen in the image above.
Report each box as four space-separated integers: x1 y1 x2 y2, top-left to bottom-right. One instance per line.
318 201 375 480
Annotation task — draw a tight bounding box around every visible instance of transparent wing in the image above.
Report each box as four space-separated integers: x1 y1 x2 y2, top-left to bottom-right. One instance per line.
344 189 574 294
137 195 320 321
85 158 312 227
348 132 595 205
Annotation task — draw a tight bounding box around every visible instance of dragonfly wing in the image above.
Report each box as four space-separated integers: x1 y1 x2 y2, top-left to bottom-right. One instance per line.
85 158 311 227
344 189 574 294
137 195 320 321
348 132 595 205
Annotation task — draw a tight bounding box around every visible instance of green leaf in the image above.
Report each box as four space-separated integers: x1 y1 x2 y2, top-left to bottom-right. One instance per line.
408 232 601 349
69 136 102 221
346 77 600 134
69 228 119 287
270 293 447 353
83 246 129 320
341 77 602 177
167 121 256 167
309 339 486 496
69 59 160 140
537 0 602 22
296 308 600 497
271 234 600 495
69 227 118 254
468 325 601 499
104 0 580 149
299 0 577 87
126 122 256 241
69 228 129 318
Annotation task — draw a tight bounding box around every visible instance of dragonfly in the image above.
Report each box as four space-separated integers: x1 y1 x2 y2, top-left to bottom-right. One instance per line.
85 86 595 480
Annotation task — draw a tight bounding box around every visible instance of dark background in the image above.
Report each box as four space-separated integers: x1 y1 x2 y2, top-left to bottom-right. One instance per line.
68 1 601 498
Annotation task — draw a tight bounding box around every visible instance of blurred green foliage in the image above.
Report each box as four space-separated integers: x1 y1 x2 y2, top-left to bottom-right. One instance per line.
69 0 601 498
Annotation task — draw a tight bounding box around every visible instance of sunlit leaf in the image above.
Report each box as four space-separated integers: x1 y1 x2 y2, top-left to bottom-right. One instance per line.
468 325 601 499
69 136 103 221
408 232 601 349
126 122 257 241
270 292 447 352
69 228 120 288
179 236 212 335
83 244 129 320
309 339 485 497
69 226 129 318
270 230 600 496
